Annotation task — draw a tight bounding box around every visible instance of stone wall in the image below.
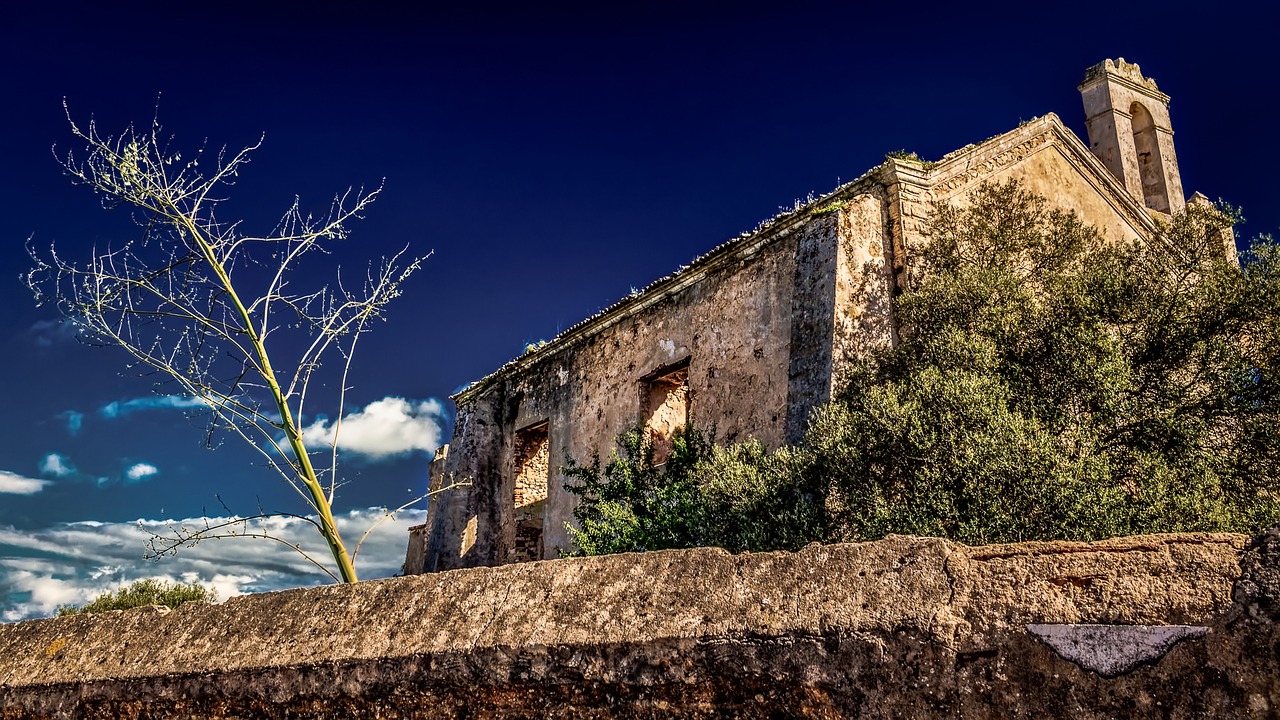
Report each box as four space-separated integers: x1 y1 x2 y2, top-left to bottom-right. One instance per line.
404 446 451 576
4 530 1280 718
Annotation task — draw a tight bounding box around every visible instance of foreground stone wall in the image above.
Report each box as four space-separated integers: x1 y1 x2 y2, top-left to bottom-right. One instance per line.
3 531 1278 718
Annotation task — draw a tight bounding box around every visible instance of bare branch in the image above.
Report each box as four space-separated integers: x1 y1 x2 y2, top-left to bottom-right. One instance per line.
142 513 340 583
351 479 468 562
30 109 427 584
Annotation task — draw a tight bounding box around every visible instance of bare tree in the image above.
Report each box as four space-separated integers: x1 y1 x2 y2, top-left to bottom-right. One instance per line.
27 105 425 583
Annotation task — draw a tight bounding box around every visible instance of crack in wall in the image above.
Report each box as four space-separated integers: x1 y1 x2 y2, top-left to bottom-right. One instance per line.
469 572 519 650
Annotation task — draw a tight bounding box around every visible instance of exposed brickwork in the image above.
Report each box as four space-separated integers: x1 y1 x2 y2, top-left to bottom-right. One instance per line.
511 506 544 563
511 424 549 562
642 364 689 463
512 424 549 509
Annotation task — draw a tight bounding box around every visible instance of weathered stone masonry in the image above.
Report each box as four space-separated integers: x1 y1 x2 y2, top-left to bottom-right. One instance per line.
5 531 1280 718
409 59 1201 574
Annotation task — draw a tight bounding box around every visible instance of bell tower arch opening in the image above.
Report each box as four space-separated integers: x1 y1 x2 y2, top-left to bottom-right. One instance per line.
1129 102 1170 213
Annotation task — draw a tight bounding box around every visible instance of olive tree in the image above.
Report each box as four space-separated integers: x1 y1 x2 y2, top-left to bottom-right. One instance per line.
807 181 1280 545
27 106 424 583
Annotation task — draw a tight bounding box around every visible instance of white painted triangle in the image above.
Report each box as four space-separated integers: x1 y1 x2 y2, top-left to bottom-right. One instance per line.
1026 623 1209 677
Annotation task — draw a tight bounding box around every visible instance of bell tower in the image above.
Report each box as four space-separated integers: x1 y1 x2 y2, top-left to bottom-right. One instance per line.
1079 58 1185 214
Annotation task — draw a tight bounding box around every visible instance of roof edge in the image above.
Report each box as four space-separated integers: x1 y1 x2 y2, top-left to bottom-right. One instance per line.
453 114 1163 406
453 169 888 403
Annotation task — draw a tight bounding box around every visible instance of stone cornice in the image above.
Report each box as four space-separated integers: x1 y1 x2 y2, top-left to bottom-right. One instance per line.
898 114 1157 240
1079 58 1170 105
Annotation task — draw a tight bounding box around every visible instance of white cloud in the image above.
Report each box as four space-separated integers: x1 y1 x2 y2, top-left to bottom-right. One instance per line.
60 410 84 436
28 318 78 348
0 507 428 622
100 395 208 419
0 471 49 495
124 463 159 482
39 453 76 478
294 397 446 460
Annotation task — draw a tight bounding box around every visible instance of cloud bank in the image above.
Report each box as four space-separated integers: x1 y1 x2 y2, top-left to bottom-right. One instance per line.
0 507 428 622
0 471 49 495
295 397 447 460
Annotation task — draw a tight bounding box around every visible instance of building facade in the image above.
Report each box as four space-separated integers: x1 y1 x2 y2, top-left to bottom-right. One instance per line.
405 59 1199 574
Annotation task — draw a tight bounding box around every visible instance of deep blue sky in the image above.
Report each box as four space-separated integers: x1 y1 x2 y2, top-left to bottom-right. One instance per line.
2 1 1278 619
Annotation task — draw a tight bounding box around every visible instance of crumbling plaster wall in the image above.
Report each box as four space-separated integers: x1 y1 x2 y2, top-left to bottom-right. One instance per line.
428 209 854 570
428 175 915 571
6 530 1280 719
831 188 896 391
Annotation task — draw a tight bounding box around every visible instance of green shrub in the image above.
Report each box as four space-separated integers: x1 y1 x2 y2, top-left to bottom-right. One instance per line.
696 440 823 552
563 425 712 555
564 427 825 555
57 579 217 616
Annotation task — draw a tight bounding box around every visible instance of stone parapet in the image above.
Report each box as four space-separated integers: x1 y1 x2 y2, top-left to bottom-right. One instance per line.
3 531 1277 718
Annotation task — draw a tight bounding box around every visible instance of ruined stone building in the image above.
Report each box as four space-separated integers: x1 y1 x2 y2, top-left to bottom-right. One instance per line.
405 59 1210 574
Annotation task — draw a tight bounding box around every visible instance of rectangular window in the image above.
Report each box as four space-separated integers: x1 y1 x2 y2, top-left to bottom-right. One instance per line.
640 358 691 464
512 422 549 562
